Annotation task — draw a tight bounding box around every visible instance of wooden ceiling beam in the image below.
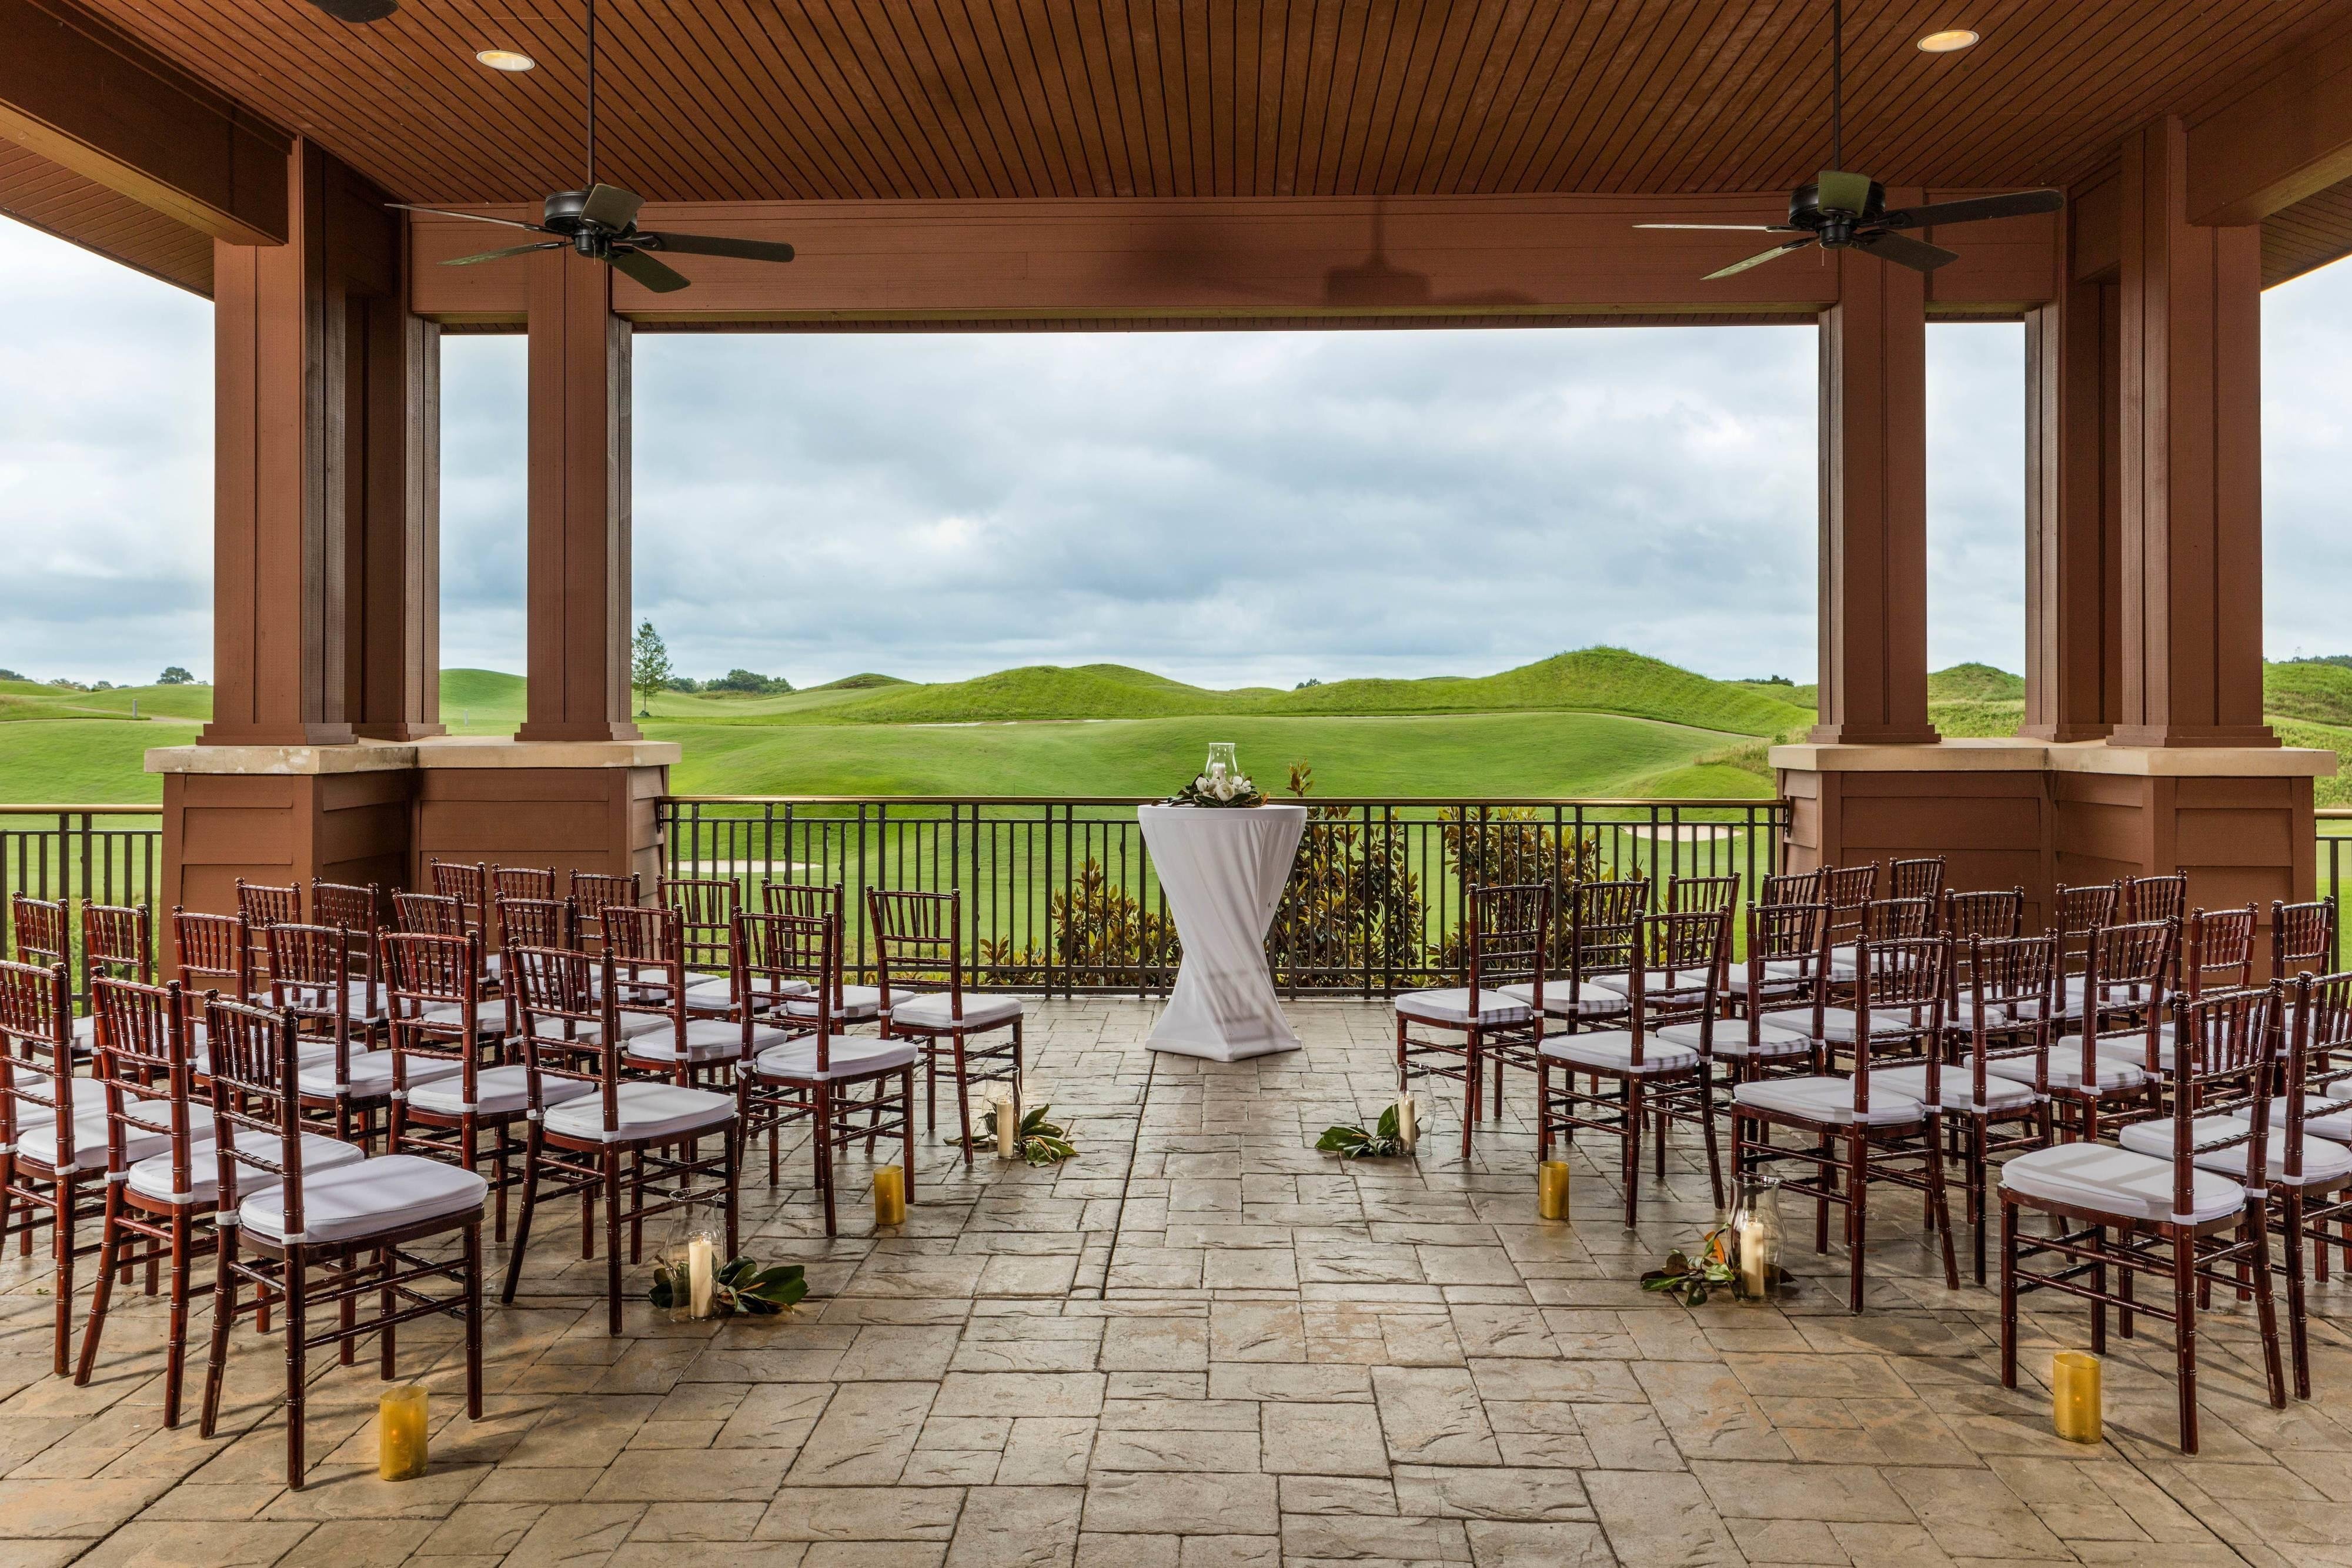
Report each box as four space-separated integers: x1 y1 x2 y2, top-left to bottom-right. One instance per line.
407 193 2061 326
0 0 288 246
2187 10 2352 228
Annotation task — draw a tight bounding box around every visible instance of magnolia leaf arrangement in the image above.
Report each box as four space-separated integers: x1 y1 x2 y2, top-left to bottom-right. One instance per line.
1640 1227 1794 1306
649 1253 808 1316
1317 1102 1410 1158
945 1104 1080 1165
1166 774 1264 808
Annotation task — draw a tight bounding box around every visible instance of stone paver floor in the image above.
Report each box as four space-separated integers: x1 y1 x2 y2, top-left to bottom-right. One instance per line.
6 1000 2350 1567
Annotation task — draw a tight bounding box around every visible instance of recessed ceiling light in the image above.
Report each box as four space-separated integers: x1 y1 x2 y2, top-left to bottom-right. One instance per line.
1917 28 1979 54
476 48 536 71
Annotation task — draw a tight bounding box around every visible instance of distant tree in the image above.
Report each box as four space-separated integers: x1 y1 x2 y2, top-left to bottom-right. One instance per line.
156 666 196 686
1747 674 1794 687
664 676 700 693
1295 678 1324 689
630 620 673 717
0 668 25 681
708 668 793 694
46 677 86 691
92 680 114 691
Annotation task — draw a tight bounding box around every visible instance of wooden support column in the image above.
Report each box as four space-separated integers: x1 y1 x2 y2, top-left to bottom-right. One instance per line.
203 141 437 745
2112 116 2273 748
519 248 639 743
2020 268 2122 741
1812 227 1937 745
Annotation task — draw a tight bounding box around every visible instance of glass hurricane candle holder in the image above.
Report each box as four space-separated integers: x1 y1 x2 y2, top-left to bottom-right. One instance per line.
1205 742 1237 780
658 1191 724 1322
379 1385 429 1481
2053 1350 2102 1443
1537 1159 1571 1221
1726 1174 1783 1301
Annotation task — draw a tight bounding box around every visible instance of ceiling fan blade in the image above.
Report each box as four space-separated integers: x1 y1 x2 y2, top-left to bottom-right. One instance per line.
1815 169 1874 216
579 183 644 230
1633 223 1796 232
638 232 797 263
1853 230 1961 272
442 241 565 267
388 204 550 233
609 247 691 293
1876 189 2064 230
1703 238 1816 281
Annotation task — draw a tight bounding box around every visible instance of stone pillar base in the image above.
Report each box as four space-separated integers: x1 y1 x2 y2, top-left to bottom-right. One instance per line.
1771 738 2334 950
149 738 681 950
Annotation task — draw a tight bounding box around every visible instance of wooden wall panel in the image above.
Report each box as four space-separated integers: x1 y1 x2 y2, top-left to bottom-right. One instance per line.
410 766 669 898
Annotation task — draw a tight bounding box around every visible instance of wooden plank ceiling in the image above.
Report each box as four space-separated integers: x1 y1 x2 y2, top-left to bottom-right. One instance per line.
0 135 212 293
16 0 2352 293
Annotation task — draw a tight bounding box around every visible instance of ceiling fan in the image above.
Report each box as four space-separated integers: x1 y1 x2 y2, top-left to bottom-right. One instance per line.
387 0 794 293
1636 0 2062 280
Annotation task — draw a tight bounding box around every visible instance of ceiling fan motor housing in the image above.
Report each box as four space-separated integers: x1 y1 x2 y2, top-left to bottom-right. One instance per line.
1790 176 1886 247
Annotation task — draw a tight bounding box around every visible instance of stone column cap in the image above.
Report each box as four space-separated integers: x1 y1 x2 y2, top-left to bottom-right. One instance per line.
1769 735 2336 777
148 736 681 775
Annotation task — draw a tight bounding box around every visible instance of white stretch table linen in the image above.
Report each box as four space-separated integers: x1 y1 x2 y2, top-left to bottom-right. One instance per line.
1137 803 1307 1061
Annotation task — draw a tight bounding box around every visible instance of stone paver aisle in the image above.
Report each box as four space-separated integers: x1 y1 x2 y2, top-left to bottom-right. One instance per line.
4 1001 2347 1567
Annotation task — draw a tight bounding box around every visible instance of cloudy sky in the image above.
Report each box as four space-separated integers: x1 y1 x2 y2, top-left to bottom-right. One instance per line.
4 212 2347 691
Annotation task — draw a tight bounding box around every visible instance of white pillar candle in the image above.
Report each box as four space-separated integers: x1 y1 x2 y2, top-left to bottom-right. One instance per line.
995 1094 1020 1158
687 1234 717 1319
1395 1094 1417 1150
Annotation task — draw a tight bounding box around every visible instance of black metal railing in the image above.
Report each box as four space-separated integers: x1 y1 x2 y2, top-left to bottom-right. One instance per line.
657 795 1788 997
0 805 165 961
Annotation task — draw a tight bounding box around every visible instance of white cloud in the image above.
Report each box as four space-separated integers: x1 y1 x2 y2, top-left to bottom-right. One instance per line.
6 208 2347 692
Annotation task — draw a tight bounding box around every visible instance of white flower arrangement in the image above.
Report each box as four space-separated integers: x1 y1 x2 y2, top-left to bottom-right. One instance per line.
1167 763 1264 808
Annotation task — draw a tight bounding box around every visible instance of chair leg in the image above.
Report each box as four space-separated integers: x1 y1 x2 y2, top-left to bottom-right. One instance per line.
2173 1226 2199 1454
464 1223 484 1420
52 1174 76 1377
603 1154 624 1337
1998 1198 2018 1389
1925 1116 1959 1292
379 1246 397 1379
724 1123 741 1262
2283 1192 2311 1400
165 1209 193 1428
900 1065 917 1204
1622 1081 1642 1228
2248 1209 2287 1411
817 1082 838 1237
199 1227 236 1439
284 1249 309 1490
1459 1037 1478 1162
1698 1068 1723 1211
74 1183 123 1388
2090 1227 2107 1355
1535 1058 1551 1162
952 1037 974 1170
502 1124 542 1305
1845 1131 1868 1314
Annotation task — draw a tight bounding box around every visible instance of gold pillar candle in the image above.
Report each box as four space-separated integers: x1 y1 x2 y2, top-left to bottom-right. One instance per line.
874 1164 907 1226
995 1094 1020 1159
378 1385 429 1482
2053 1350 2102 1444
1537 1159 1571 1221
1395 1094 1418 1151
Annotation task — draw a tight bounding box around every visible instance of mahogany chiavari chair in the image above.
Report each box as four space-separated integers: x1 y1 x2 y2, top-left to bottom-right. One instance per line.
570 870 642 950
74 977 363 1422
1538 907 1728 1222
869 888 1026 1166
1918 932 2057 1283
311 878 389 1024
2122 871 2191 926
1820 863 1880 954
736 909 918 1232
8 895 83 1051
428 860 495 973
2002 984 2286 1453
496 895 580 1039
1887 855 1948 908
235 878 302 983
761 880 918 1027
1550 878 1648 1036
2012 917 2177 1142
1669 902 1829 1099
2107 905 2260 1101
1665 874 1740 915
1736 934 1961 1312
500 945 740 1333
196 994 487 1487
1828 896 1935 983
1940 887 2025 945
1733 871 1833 1012
658 876 740 1010
2229 969 2352 1398
1396 885 1544 1162
172 908 254 1068
2273 896 2338 981
493 865 557 904
603 902 754 1081
2053 880 2125 1009
1 958 106 1370
271 921 449 1145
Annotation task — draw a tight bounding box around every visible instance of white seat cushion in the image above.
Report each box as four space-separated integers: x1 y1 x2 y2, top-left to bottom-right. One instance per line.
193 1034 340 1078
1586 969 1716 1000
404 1001 507 1041
626 1017 801 1066
770 984 914 1023
1499 979 1629 1018
296 1048 465 1101
1539 1029 1699 1076
1868 1063 2037 1115
2000 1141 2248 1225
406 1063 596 1119
1722 961 1809 995
1398 986 1535 1027
1732 1075 1926 1127
8 1073 106 1126
522 1014 669 1052
1759 1005 1940 1046
129 1129 365 1208
753 1035 921 1082
542 1080 736 1144
10 1111 173 1173
1980 1049 2145 1093
237 1154 488 1244
1655 1018 1814 1059
2121 1115 2352 1189
891 992 1025 1032
2233 1096 2352 1144
2091 1029 2180 1074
